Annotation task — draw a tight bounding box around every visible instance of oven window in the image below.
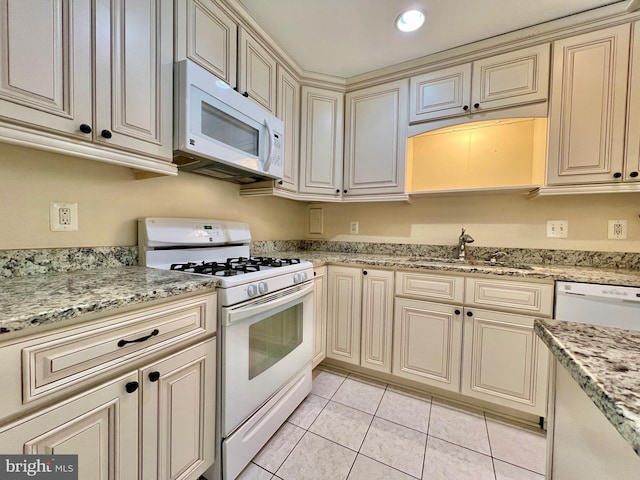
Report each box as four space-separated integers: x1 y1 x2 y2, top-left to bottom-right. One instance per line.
201 101 259 156
249 303 302 380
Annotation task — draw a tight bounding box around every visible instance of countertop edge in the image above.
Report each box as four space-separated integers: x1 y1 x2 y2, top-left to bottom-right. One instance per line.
534 319 640 456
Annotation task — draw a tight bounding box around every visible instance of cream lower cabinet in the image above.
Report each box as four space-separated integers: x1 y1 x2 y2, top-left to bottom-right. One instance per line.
393 298 463 392
0 293 217 480
0 372 140 479
326 266 393 372
461 309 548 416
312 267 327 367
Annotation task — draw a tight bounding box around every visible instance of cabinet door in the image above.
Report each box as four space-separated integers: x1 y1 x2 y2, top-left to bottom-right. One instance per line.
393 298 463 392
312 267 327 368
461 308 548 416
276 65 300 192
175 0 238 89
299 86 344 196
344 80 408 196
0 0 92 137
361 269 394 373
0 372 139 480
471 43 550 112
94 0 173 160
326 266 362 365
409 63 471 122
238 28 277 114
140 339 216 480
547 25 630 185
624 21 640 182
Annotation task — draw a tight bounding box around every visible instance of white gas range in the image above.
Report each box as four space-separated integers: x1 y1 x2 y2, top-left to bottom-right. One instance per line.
138 218 314 480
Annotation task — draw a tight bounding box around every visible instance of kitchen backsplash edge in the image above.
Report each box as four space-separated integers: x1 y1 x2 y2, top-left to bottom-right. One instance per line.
2 242 639 278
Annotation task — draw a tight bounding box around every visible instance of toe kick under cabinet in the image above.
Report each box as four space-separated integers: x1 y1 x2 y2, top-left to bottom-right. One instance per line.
394 271 553 417
0 292 217 480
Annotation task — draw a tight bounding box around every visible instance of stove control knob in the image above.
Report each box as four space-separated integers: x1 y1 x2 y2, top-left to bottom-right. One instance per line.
247 284 258 297
258 282 268 294
293 273 301 284
299 272 308 281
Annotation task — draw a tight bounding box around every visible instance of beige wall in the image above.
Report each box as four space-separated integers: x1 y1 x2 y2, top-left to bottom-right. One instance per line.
309 193 640 252
2 142 640 253
0 143 307 249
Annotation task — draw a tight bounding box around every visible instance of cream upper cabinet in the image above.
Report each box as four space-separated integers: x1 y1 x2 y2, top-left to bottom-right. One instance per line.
238 28 277 114
546 24 631 186
0 0 174 168
393 298 463 392
312 267 328 368
0 372 139 480
299 86 344 196
175 0 238 89
326 266 362 365
461 308 549 416
344 79 409 196
360 269 394 373
0 0 92 137
624 21 640 183
94 0 173 159
275 65 300 193
410 44 550 123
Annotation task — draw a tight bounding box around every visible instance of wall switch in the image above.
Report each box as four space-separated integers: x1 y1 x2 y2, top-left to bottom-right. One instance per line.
547 220 568 238
350 221 359 235
608 219 627 239
50 202 78 231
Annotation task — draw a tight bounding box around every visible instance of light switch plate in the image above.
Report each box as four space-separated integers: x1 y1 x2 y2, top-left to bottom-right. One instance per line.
547 220 568 238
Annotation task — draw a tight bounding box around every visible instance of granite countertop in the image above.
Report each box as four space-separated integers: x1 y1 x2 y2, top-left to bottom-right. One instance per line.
277 251 640 287
535 318 640 456
0 267 218 339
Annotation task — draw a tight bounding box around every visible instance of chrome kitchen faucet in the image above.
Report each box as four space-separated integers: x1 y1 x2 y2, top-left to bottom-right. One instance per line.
458 228 474 260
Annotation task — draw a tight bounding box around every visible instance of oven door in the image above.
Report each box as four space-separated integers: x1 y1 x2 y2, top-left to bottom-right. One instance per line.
221 281 313 436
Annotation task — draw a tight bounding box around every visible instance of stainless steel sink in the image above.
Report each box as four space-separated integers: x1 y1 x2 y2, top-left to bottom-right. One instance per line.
407 257 534 270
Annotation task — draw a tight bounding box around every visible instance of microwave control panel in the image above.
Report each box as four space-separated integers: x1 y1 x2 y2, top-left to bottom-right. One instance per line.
272 133 282 166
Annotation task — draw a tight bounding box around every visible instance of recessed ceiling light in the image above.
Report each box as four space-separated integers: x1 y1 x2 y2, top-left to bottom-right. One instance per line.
396 9 425 33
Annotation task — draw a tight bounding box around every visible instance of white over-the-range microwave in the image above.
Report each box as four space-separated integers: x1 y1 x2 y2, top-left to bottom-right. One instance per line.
173 60 284 184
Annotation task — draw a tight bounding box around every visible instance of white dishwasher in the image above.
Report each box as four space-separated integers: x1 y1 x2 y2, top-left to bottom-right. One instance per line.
555 281 640 329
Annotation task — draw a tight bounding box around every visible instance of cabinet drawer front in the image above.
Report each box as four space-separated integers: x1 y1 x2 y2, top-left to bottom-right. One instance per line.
22 294 215 403
396 271 464 303
465 278 553 316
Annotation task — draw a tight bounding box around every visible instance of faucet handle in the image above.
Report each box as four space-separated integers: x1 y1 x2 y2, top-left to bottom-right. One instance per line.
489 251 507 263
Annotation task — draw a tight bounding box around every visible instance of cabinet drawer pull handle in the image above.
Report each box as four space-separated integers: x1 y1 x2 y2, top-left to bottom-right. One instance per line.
454 309 461 315
473 103 480 109
363 270 368 275
101 129 113 139
336 189 340 193
463 105 469 111
242 91 249 97
613 172 622 179
117 329 159 347
125 381 139 393
148 371 160 382
79 124 92 134
630 171 639 178
466 311 473 317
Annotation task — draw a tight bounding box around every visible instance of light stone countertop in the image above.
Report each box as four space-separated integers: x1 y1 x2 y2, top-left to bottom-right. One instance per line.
0 267 218 339
535 318 640 457
277 251 640 287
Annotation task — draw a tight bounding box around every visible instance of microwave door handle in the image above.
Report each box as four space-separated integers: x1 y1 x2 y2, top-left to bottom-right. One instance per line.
263 119 274 173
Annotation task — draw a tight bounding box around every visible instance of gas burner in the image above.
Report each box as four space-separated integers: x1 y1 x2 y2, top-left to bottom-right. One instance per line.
239 256 302 268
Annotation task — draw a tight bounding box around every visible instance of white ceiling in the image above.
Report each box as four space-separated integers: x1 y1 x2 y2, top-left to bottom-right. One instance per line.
238 0 625 78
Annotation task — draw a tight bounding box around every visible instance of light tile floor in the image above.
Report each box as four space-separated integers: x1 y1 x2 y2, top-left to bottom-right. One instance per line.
237 367 546 480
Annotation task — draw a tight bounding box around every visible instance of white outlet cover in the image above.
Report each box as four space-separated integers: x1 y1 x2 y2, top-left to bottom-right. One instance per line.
608 219 627 239
350 221 359 235
50 202 78 231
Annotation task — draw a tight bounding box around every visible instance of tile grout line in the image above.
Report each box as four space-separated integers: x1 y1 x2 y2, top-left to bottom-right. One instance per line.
484 412 498 480
421 395 434 480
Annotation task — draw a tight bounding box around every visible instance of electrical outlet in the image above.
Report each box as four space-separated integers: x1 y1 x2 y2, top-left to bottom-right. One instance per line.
547 220 568 238
50 202 78 231
608 220 627 239
350 221 359 235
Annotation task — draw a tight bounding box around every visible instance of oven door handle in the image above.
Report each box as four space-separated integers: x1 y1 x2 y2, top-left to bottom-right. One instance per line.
224 282 314 327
